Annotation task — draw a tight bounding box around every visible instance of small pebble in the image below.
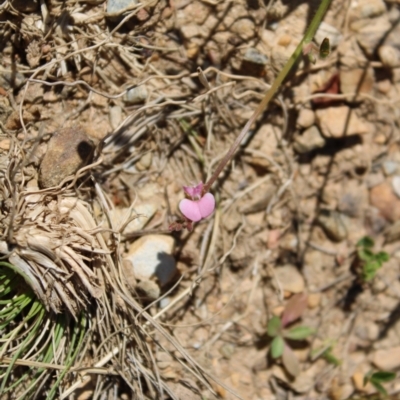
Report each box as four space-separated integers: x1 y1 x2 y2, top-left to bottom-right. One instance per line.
297 108 315 129
371 346 400 370
317 209 348 242
379 45 400 68
392 176 400 198
275 264 305 293
382 160 398 176
124 86 148 104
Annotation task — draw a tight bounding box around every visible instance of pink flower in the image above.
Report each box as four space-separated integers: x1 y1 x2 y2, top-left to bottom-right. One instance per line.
179 182 215 222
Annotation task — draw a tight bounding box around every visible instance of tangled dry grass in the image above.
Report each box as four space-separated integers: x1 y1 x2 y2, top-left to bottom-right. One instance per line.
0 0 283 398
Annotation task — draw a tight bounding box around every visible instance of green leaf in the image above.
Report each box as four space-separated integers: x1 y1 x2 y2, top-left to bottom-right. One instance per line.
358 248 374 261
370 380 387 396
375 252 389 263
357 236 375 248
284 326 315 340
267 316 282 337
370 371 396 383
322 350 341 366
270 335 284 359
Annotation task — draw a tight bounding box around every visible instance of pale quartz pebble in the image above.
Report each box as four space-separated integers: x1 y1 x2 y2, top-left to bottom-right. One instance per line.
136 152 152 171
124 86 148 104
315 22 342 48
124 235 176 286
109 105 122 130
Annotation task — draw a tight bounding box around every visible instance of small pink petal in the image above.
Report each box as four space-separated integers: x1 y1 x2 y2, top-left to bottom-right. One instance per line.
179 198 202 222
183 182 203 199
197 193 215 219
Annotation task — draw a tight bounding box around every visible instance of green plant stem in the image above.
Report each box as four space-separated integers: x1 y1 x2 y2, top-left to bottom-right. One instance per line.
203 0 332 193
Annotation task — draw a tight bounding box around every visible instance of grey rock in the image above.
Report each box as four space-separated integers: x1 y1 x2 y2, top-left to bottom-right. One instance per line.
39 127 95 188
382 160 398 176
293 125 325 154
107 0 138 15
243 48 268 66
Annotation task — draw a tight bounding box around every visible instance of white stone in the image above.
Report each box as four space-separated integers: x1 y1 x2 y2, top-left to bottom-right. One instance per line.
315 22 342 49
124 86 148 104
107 0 137 14
124 235 176 286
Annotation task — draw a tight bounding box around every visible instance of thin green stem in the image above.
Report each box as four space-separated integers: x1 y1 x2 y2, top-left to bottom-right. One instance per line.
203 0 332 193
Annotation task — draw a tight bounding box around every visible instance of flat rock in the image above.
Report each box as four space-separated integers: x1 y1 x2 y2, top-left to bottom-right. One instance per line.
355 16 392 56
275 265 305 293
340 68 374 96
124 86 148 104
39 127 94 188
370 181 400 222
371 346 400 370
124 235 177 286
293 125 325 154
316 106 369 138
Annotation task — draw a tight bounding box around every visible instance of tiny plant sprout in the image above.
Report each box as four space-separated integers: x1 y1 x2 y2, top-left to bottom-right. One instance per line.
179 182 215 223
267 293 314 377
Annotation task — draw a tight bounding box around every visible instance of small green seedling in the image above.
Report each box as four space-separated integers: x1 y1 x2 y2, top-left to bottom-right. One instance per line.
267 293 314 377
363 370 396 396
355 236 389 282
